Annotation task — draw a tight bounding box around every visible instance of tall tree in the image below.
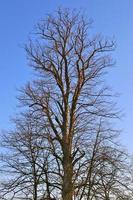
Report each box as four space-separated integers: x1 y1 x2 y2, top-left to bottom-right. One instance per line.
0 8 133 200
23 9 116 200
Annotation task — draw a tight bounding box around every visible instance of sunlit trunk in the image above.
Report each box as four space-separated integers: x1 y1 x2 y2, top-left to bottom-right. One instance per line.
62 143 73 200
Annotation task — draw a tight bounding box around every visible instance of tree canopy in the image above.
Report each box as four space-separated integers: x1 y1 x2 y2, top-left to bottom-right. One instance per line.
0 8 133 200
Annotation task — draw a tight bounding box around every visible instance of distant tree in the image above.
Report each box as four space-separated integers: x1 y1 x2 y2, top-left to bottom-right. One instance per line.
0 113 52 200
1 115 132 200
0 8 133 200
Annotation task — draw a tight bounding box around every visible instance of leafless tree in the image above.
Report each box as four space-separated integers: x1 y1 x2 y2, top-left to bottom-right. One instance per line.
0 113 56 200
1 115 132 200
0 8 133 200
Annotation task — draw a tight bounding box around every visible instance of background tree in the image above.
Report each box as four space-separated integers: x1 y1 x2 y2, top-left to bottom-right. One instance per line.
1 115 132 200
0 8 133 200
0 113 53 200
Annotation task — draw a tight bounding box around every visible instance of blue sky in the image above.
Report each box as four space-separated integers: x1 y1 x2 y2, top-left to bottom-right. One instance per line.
0 0 133 152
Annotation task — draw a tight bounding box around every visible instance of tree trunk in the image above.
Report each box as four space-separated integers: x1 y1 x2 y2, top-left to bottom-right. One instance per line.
62 143 73 200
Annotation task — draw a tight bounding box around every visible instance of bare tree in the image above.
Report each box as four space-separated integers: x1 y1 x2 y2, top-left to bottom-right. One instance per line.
0 8 132 200
0 113 53 200
1 115 132 200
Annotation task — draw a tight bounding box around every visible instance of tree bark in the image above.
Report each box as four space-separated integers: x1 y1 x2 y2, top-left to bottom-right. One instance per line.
62 143 73 200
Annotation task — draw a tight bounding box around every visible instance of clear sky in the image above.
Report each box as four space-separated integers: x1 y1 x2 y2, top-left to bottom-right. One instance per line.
0 0 133 152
